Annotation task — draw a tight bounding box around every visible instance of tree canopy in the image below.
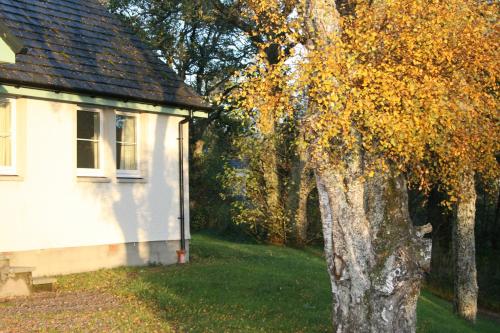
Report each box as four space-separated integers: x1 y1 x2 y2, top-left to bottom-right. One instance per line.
230 0 499 201
108 0 255 96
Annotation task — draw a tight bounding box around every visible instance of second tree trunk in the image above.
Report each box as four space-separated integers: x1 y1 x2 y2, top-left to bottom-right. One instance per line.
453 171 478 322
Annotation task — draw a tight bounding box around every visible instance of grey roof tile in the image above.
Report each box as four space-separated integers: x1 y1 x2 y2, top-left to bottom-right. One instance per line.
0 0 209 110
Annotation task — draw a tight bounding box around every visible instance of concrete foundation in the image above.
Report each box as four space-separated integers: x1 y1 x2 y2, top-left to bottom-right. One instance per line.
2 240 189 278
0 272 31 299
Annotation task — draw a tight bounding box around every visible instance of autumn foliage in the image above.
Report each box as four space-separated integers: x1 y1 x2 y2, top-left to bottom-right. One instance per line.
230 0 499 201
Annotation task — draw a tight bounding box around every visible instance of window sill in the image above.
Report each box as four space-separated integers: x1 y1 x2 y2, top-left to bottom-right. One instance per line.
0 174 23 181
117 177 147 184
77 176 111 183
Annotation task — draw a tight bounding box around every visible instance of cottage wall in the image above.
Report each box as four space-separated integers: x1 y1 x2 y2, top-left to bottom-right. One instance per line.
0 97 190 276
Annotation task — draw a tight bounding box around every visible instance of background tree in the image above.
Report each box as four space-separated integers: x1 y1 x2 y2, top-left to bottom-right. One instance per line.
409 178 500 319
108 0 258 234
216 0 315 245
109 0 318 244
453 172 478 322
221 109 317 244
109 0 253 96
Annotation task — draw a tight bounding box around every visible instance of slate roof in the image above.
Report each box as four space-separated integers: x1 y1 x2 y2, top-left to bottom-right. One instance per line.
0 0 209 110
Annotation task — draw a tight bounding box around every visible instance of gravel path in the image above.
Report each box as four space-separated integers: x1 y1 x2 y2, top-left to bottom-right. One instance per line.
0 291 172 332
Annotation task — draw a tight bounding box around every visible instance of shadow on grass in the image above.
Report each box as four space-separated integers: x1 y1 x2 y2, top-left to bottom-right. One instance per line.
58 233 500 333
130 234 332 333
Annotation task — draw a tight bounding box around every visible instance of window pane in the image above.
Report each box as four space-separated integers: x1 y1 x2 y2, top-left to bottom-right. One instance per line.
77 110 100 140
0 100 12 167
116 143 137 170
116 114 137 171
77 140 99 169
116 115 136 143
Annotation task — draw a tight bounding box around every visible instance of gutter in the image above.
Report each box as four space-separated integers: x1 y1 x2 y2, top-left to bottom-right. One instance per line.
176 110 193 264
0 82 211 115
0 84 209 118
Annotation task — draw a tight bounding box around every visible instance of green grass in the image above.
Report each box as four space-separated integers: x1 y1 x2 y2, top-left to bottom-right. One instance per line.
56 233 498 332
417 292 498 333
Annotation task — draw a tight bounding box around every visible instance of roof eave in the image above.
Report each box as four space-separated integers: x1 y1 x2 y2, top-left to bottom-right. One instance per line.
0 21 27 55
0 81 212 118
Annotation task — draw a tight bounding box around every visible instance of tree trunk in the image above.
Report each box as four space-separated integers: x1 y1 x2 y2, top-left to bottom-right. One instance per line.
427 187 452 285
289 143 314 246
295 174 313 245
453 171 478 322
261 45 286 244
494 187 500 250
304 1 430 331
315 155 431 332
262 136 285 244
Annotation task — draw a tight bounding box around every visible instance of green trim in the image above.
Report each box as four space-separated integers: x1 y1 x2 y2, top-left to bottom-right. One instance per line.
0 37 16 64
0 85 209 118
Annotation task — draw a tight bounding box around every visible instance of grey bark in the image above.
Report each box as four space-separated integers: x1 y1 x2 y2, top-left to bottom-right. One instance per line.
453 171 478 322
316 153 431 332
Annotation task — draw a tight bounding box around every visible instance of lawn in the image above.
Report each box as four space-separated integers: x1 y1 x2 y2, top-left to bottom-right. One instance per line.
2 233 498 332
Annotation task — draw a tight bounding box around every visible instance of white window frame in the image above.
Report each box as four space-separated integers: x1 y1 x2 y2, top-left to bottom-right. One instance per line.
115 111 141 178
0 98 16 175
76 108 104 177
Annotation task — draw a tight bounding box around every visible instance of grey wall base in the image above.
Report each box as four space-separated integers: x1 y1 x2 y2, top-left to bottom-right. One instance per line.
2 240 189 278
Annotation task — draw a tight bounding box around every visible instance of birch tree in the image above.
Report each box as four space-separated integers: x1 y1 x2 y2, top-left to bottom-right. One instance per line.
453 172 478 322
230 0 499 331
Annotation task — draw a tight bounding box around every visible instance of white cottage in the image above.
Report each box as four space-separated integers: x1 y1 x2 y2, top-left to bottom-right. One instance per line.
0 0 209 280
